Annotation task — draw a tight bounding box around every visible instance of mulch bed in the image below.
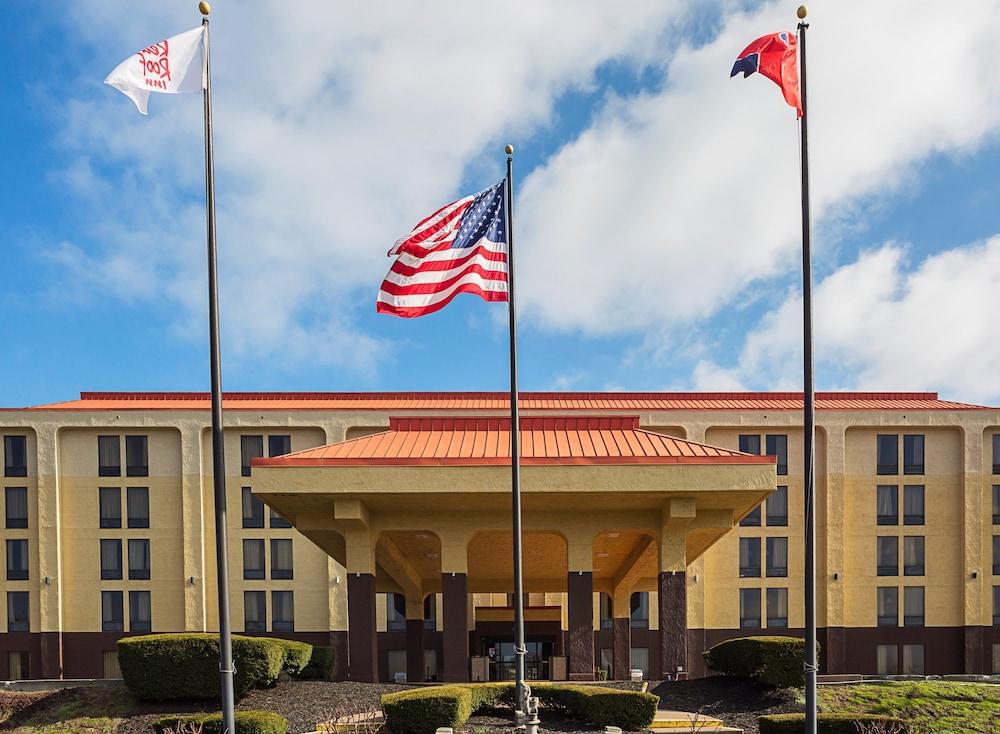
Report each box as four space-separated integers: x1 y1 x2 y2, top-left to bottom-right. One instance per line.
649 677 803 734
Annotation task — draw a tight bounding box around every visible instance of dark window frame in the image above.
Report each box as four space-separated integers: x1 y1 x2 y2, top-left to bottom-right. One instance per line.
100 539 123 581
5 487 28 529
877 434 898 476
903 485 925 526
992 485 1000 525
993 435 1000 475
268 435 292 458
272 590 294 632
97 436 121 477
877 587 898 627
241 435 264 477
127 538 151 581
99 487 122 529
242 487 264 529
269 509 293 529
765 434 788 476
7 591 29 632
903 536 925 577
739 588 761 629
877 485 899 526
877 536 898 576
6 539 28 581
243 539 266 581
126 487 150 529
766 485 789 526
903 586 924 627
244 590 266 632
424 594 437 631
124 435 149 477
270 538 293 580
739 537 762 578
903 434 925 475
629 591 649 629
3 436 27 478
766 587 788 628
738 435 761 455
101 590 124 632
766 537 788 578
386 592 406 631
129 590 152 632
739 505 761 527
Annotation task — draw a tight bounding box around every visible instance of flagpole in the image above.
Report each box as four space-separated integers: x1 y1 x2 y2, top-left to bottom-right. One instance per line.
796 7 817 734
200 3 237 733
504 144 528 718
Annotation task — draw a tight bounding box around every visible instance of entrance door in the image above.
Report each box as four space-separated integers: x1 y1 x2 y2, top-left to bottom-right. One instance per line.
484 640 553 681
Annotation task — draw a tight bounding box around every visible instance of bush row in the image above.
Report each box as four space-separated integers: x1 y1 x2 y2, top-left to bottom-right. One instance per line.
153 711 287 734
759 713 910 734
117 634 319 701
380 682 657 734
703 636 815 687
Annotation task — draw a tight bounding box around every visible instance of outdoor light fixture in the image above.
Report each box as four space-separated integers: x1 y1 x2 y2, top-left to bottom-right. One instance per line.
971 571 978 579
607 532 620 538
833 573 839 581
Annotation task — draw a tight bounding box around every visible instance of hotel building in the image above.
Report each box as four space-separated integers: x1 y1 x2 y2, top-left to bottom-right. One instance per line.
0 390 998 682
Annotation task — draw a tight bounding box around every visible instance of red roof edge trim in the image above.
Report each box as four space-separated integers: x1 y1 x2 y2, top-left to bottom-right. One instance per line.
387 416 641 432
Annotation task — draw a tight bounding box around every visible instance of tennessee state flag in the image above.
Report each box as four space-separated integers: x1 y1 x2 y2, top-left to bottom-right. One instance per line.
731 32 801 116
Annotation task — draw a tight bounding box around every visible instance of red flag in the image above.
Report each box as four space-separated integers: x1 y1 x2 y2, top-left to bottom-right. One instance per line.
731 32 801 116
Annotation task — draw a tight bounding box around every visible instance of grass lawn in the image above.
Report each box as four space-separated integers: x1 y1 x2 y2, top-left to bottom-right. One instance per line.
820 681 1000 734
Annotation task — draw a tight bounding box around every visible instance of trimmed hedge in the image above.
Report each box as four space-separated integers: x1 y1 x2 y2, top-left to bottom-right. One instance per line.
759 713 910 734
380 682 657 734
703 636 815 687
264 637 313 676
153 711 287 734
117 634 285 701
296 645 335 680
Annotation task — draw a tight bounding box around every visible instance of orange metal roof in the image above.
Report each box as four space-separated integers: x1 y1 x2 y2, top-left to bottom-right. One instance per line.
18 390 990 412
252 415 777 467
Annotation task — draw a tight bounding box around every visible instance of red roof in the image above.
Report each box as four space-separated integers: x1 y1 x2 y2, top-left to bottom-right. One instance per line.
18 390 990 412
252 415 777 467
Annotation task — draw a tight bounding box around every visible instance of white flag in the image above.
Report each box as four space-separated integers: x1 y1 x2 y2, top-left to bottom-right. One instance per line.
104 26 206 115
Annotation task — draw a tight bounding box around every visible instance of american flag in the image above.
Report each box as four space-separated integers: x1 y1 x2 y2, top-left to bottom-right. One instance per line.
377 180 508 318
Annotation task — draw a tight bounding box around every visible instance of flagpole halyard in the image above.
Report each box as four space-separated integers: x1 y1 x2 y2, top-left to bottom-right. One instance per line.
201 5 238 733
796 8 818 734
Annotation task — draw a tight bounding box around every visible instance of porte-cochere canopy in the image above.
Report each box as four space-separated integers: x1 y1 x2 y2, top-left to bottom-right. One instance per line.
251 415 776 682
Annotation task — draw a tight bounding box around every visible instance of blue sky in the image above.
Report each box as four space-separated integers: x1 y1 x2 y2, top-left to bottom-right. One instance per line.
3 1 1000 408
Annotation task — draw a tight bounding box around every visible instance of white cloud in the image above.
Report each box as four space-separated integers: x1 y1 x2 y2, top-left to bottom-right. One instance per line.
48 2 691 370
517 0 1000 334
708 237 1000 403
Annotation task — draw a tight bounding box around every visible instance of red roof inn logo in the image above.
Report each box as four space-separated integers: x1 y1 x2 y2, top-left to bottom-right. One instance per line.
138 40 171 90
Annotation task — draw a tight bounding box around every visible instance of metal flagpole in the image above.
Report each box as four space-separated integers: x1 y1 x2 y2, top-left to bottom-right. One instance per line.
200 3 237 732
796 7 817 734
504 144 529 719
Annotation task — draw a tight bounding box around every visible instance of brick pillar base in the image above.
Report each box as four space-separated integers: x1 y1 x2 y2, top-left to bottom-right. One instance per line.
442 573 469 682
406 619 424 682
658 571 686 678
347 573 378 682
567 571 594 680
612 618 630 680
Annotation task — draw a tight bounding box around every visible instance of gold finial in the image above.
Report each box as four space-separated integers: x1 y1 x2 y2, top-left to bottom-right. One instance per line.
505 144 514 155
796 5 808 19
199 1 211 16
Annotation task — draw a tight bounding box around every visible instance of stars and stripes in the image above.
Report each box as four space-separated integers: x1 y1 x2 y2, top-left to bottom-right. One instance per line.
377 180 509 318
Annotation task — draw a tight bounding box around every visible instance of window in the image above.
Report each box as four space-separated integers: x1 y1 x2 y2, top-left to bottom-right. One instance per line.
100 539 122 580
994 486 1000 525
270 509 292 529
9 651 29 680
877 435 898 475
102 591 124 632
4 436 27 477
903 586 924 626
386 592 406 631
629 647 650 679
903 485 924 525
766 435 788 475
877 536 898 576
994 586 1000 625
424 594 437 631
7 592 29 632
994 435 1000 475
5 487 27 529
766 486 788 526
129 591 151 632
738 435 761 455
102 650 122 679
242 487 264 528
268 435 291 457
877 485 898 525
629 591 649 629
270 539 293 580
272 591 294 631
98 436 121 477
243 539 265 580
244 591 266 631
6 540 28 581
902 644 924 675
599 648 613 679
128 539 150 580
126 487 149 529
877 644 899 675
99 487 121 528
740 537 761 578
877 587 898 626
903 536 925 576
599 592 613 630
740 588 761 628
766 588 788 628
766 537 788 577
740 505 761 527
241 435 264 477
995 536 1000 576
903 435 924 475
386 650 406 682
125 435 148 477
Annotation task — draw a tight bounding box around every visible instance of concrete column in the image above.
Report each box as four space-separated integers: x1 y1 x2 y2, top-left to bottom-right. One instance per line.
442 572 469 682
567 571 594 680
658 571 686 678
347 572 378 682
405 597 424 683
34 425 63 679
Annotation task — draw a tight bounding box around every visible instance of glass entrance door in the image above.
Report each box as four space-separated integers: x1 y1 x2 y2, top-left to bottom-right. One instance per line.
484 640 553 681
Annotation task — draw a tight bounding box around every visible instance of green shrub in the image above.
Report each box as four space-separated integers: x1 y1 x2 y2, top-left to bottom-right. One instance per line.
381 686 473 734
533 684 658 730
465 681 515 710
153 711 287 734
262 637 312 676
704 636 816 687
295 645 335 680
759 713 909 734
117 633 285 701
